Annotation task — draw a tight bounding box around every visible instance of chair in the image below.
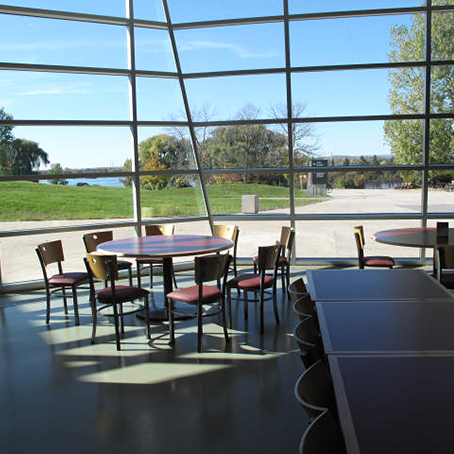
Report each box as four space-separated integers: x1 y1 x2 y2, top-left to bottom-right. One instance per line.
254 226 295 295
354 225 395 269
85 253 150 351
227 244 281 334
434 245 454 289
277 227 295 295
293 294 317 320
293 316 325 368
136 224 176 288
36 240 88 325
83 231 133 286
213 224 239 277
299 410 346 454
288 277 309 302
166 253 231 353
294 359 335 420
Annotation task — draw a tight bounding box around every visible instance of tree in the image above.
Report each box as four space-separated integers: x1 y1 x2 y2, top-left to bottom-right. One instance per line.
0 107 14 146
384 12 454 184
122 134 192 189
1 138 49 175
48 163 68 185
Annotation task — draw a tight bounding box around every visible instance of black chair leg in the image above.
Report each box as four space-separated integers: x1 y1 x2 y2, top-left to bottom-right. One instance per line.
61 286 69 314
112 304 121 351
197 304 203 353
259 287 265 334
221 296 229 344
273 284 280 324
144 295 150 339
91 299 97 345
72 285 80 326
45 287 51 324
168 299 175 346
137 263 142 288
128 268 133 286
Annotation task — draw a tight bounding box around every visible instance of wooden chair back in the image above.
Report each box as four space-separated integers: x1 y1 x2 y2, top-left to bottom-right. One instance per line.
294 360 335 420
288 278 309 302
195 253 231 285
214 224 239 276
280 227 295 254
145 224 175 236
257 244 282 271
85 253 118 282
353 226 365 267
293 294 316 319
37 240 64 266
83 231 113 253
435 245 454 269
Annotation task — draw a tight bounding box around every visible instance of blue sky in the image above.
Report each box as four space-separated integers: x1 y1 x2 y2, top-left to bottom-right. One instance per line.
0 1 420 169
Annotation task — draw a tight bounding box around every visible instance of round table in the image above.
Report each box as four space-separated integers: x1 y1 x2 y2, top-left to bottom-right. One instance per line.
373 227 454 248
97 234 234 320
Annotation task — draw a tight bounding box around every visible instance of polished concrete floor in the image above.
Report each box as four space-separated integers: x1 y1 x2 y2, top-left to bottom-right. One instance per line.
0 270 309 454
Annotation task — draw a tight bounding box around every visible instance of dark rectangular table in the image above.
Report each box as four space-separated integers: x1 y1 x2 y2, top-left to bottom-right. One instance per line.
306 269 453 301
317 300 454 354
329 354 454 454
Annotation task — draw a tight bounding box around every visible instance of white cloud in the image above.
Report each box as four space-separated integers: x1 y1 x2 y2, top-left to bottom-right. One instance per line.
177 39 278 59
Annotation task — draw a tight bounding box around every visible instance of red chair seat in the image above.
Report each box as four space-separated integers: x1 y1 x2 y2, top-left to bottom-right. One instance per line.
49 272 88 286
96 285 149 303
167 285 221 304
237 274 274 290
363 256 395 267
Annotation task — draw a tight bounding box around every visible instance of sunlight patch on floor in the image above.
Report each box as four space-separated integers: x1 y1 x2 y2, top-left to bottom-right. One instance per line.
77 362 231 385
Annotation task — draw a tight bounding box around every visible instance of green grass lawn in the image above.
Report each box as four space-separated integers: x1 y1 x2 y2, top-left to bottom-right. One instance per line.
0 181 325 221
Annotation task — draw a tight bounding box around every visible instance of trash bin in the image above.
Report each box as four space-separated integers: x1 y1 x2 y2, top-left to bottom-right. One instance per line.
242 195 259 214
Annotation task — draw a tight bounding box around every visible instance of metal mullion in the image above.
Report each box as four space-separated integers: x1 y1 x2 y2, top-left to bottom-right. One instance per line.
161 0 214 232
421 3 433 243
126 0 142 237
0 4 130 25
283 0 296 234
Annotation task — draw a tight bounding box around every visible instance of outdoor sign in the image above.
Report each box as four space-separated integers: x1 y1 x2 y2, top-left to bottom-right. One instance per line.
311 159 328 185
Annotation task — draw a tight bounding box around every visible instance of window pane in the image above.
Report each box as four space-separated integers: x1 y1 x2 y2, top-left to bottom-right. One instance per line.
167 0 282 23
0 226 136 284
233 220 289 259
307 120 424 166
292 68 424 117
432 12 454 61
134 27 176 72
185 74 286 121
205 174 295 215
140 174 206 218
11 126 132 171
431 66 454 113
175 23 284 73
197 124 289 170
137 127 197 171
0 71 130 120
429 119 454 165
428 172 454 210
136 77 186 121
133 0 166 21
289 0 423 14
0 15 127 68
291 15 423 67
0 178 134 222
0 0 125 16
295 219 421 259
303 171 422 211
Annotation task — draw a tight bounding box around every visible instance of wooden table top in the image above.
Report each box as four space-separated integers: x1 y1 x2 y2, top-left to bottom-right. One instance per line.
329 354 454 454
373 227 454 248
306 269 453 302
96 234 234 258
317 300 454 355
